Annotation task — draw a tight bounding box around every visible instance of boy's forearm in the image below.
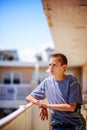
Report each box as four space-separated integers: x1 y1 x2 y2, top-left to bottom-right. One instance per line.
26 94 38 104
47 102 76 112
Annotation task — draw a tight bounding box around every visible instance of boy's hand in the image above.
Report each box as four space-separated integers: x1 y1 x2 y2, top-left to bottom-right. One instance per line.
36 100 49 108
39 107 48 121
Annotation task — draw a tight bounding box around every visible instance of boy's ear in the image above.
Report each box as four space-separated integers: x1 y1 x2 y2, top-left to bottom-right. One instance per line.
63 64 67 71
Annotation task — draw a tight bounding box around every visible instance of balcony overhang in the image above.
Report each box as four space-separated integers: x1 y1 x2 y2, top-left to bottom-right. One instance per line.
42 0 87 66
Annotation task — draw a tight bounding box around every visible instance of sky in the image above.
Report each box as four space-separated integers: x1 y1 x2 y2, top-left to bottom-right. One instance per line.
0 0 54 62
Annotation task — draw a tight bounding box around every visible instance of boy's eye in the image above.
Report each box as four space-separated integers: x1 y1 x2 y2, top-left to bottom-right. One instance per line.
49 63 57 66
53 64 57 66
49 63 51 66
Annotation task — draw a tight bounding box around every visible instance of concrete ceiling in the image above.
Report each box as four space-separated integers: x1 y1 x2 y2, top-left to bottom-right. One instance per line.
42 0 87 66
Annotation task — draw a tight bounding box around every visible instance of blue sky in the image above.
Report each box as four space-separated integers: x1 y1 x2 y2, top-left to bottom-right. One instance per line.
0 0 54 61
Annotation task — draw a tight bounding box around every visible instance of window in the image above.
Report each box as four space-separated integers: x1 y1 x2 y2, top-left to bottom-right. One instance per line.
4 73 11 84
3 72 21 84
13 73 20 84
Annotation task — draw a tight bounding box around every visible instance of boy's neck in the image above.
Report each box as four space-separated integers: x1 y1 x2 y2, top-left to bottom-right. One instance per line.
54 74 67 81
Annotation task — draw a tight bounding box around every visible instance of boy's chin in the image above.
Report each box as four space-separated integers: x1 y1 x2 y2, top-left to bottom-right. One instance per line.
50 73 54 75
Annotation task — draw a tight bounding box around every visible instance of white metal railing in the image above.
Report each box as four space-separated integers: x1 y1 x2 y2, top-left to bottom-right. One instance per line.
0 104 86 130
0 103 33 130
0 103 50 130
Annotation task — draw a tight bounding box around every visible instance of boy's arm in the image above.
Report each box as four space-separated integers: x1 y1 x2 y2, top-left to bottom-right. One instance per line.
26 94 48 120
26 94 38 104
38 100 77 112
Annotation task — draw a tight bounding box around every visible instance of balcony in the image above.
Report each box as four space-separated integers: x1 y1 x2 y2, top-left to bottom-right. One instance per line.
0 84 51 130
0 102 87 130
0 84 33 109
0 103 50 130
0 84 87 130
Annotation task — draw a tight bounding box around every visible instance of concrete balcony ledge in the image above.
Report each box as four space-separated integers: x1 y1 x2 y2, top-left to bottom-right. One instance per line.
0 102 50 130
0 103 33 128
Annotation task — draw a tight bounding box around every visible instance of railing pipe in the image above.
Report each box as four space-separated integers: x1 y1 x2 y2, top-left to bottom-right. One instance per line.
0 103 33 127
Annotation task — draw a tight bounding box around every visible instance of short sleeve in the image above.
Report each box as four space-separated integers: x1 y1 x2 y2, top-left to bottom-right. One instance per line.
68 81 82 104
31 80 46 100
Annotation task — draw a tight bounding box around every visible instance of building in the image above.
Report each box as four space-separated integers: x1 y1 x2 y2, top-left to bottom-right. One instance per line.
0 50 19 61
0 50 49 118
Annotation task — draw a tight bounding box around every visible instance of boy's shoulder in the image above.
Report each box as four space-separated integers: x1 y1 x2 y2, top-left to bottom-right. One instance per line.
44 76 53 81
68 74 77 81
68 74 79 87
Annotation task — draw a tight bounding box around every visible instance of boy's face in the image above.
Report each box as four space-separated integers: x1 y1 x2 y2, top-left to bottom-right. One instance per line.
48 57 67 76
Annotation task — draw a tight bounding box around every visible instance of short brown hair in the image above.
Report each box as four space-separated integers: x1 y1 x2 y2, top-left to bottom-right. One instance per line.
51 53 68 65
